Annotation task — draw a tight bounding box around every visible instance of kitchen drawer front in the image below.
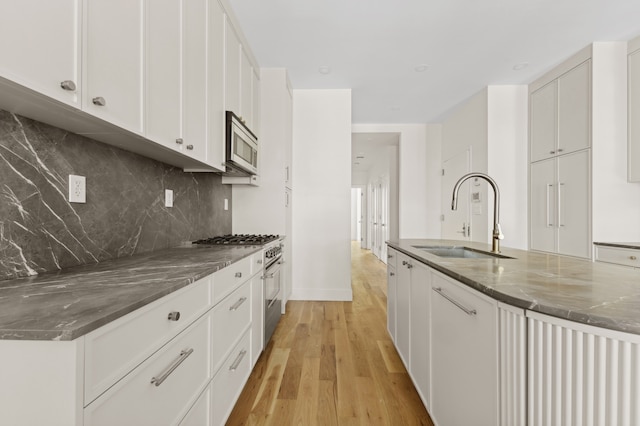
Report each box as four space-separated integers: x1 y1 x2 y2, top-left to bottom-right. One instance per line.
595 245 640 268
212 328 252 426
212 280 252 373
387 247 397 269
84 312 212 426
250 250 265 276
212 255 252 305
84 276 212 404
179 382 212 426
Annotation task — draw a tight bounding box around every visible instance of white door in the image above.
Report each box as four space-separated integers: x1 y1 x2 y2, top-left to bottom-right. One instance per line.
372 184 380 258
529 158 557 253
441 149 471 240
557 150 590 258
380 178 389 262
359 188 367 249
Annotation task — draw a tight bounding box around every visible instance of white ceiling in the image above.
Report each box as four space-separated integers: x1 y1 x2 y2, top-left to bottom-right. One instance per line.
226 0 640 124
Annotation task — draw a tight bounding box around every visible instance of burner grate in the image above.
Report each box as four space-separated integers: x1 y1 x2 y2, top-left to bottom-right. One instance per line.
192 234 279 245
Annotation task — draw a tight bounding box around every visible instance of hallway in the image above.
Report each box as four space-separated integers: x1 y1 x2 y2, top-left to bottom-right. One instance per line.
227 242 434 425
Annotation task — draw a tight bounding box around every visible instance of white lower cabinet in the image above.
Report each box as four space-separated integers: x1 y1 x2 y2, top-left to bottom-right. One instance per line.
594 245 640 268
430 271 499 426
527 311 640 426
180 382 213 426
409 261 431 408
395 252 412 366
84 311 212 425
386 250 397 342
211 328 252 426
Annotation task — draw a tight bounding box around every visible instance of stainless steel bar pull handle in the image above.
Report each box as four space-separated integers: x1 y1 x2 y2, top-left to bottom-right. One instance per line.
60 80 76 91
261 273 274 279
150 348 194 387
433 287 477 316
92 96 106 106
229 297 247 311
229 349 247 372
546 184 553 227
558 182 565 227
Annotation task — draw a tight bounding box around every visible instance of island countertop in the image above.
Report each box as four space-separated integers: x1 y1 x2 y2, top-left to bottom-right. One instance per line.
388 239 640 335
0 244 262 341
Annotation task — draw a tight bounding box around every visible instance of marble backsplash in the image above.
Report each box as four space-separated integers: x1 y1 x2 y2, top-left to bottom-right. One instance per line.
0 110 231 280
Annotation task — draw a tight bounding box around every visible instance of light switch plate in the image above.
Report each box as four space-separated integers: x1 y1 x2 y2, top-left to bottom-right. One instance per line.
68 175 86 203
165 189 173 207
224 198 229 210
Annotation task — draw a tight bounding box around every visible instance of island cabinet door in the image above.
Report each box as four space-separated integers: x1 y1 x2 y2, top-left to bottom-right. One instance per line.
430 271 499 426
395 252 412 367
527 311 640 426
409 261 431 409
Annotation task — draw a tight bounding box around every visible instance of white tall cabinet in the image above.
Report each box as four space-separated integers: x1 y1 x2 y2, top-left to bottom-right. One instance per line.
628 36 640 182
529 43 638 257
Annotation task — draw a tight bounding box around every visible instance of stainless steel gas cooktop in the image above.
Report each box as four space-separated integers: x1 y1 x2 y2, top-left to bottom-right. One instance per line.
192 234 280 246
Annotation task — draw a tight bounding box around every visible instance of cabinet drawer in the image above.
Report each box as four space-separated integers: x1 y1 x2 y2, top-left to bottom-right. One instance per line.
212 255 252 305
179 382 212 426
84 276 212 404
595 245 640 268
212 329 252 426
250 250 265 275
212 280 252 373
387 248 397 269
84 312 212 426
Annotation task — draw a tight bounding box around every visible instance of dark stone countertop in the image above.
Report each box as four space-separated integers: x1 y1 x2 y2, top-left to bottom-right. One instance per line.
594 242 640 250
0 244 261 341
388 239 640 335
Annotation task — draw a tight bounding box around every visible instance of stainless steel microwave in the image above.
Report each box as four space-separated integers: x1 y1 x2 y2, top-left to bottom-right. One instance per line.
224 111 258 176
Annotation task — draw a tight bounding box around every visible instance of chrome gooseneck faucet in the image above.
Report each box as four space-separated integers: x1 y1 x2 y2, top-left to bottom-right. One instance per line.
451 172 504 254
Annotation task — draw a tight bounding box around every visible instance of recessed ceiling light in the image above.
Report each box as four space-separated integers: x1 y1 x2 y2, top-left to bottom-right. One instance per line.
415 64 429 72
513 63 529 71
318 66 331 75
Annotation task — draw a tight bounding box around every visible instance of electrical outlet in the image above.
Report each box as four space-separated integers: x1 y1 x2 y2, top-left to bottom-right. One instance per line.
165 189 173 207
68 175 86 203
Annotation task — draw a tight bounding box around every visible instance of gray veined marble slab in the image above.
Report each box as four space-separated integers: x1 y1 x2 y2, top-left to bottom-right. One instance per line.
0 244 261 341
388 239 640 336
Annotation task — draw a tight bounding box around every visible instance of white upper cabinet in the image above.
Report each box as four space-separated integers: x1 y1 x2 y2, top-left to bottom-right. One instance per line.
251 68 261 138
224 21 241 116
182 0 208 161
0 0 81 107
145 0 182 150
83 0 144 134
240 48 253 127
207 0 226 171
530 60 591 163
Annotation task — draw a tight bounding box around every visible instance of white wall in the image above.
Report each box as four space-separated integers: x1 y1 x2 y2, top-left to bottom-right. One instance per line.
591 42 640 242
352 123 442 239
487 86 529 249
291 89 352 301
441 86 529 250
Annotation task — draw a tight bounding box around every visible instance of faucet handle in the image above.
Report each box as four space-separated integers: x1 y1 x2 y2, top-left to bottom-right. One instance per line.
494 224 504 240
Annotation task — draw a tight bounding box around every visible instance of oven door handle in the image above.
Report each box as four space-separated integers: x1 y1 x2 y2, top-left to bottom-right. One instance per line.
267 290 281 309
261 273 274 279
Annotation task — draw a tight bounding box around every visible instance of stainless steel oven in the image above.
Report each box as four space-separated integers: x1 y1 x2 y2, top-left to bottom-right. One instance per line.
262 242 282 346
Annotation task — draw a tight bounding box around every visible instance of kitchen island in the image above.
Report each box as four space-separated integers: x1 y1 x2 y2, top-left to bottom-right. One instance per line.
388 239 640 426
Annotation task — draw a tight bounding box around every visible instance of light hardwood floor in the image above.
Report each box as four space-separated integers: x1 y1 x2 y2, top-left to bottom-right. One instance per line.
227 242 434 425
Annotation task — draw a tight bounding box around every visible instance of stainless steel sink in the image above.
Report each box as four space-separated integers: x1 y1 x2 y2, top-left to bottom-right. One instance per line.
412 245 514 259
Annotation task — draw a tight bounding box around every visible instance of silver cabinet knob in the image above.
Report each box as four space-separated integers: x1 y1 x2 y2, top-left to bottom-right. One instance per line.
186 144 194 150
557 148 564 153
235 272 242 278
390 272 395 276
175 138 183 145
92 97 106 106
549 150 555 154
630 256 637 261
257 259 263 264
60 80 76 91
167 311 181 321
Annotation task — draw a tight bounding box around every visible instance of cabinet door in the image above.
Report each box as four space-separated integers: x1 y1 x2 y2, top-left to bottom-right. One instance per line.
395 254 411 367
409 262 431 407
84 0 144 133
240 49 253 127
557 61 591 155
530 158 557 253
530 81 557 162
387 264 397 342
224 20 241 115
557 150 590 258
0 0 81 107
182 0 208 161
284 84 293 189
430 273 498 426
629 49 640 182
146 0 182 150
252 67 261 137
251 273 263 367
207 0 226 171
